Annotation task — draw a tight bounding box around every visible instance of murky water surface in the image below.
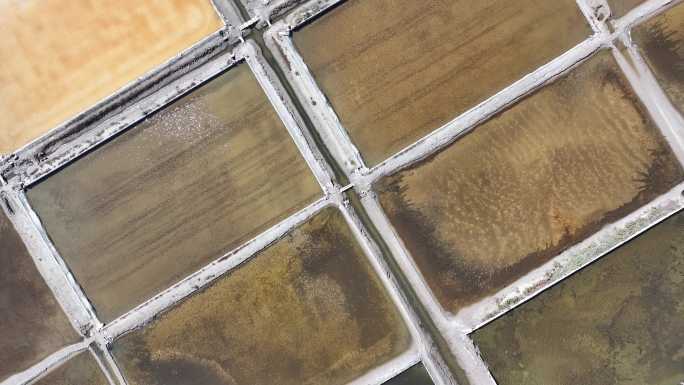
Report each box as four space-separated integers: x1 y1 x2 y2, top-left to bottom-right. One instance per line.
294 0 590 166
472 210 684 385
112 208 410 385
383 364 434 385
0 210 78 381
34 351 108 385
28 64 321 322
608 0 647 18
376 52 684 313
633 3 684 114
0 0 221 153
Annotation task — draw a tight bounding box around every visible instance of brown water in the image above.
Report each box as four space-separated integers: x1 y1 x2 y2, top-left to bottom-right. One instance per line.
632 3 684 114
112 208 410 385
294 0 590 166
28 64 321 322
383 364 435 385
376 52 684 313
472 210 684 385
0 0 222 154
0 210 78 381
34 351 108 385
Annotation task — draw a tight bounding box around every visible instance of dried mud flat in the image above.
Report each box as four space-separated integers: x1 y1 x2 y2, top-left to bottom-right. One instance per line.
112 208 410 385
28 64 321 321
0 0 221 153
472 210 684 385
34 351 108 385
294 0 590 165
376 52 684 313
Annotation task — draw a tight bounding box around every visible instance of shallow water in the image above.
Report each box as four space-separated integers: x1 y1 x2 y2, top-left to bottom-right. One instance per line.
294 0 590 166
112 208 410 385
376 52 684 313
472 210 684 385
0 210 78 382
608 0 647 18
28 64 321 322
34 351 108 385
633 3 684 114
383 364 434 385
